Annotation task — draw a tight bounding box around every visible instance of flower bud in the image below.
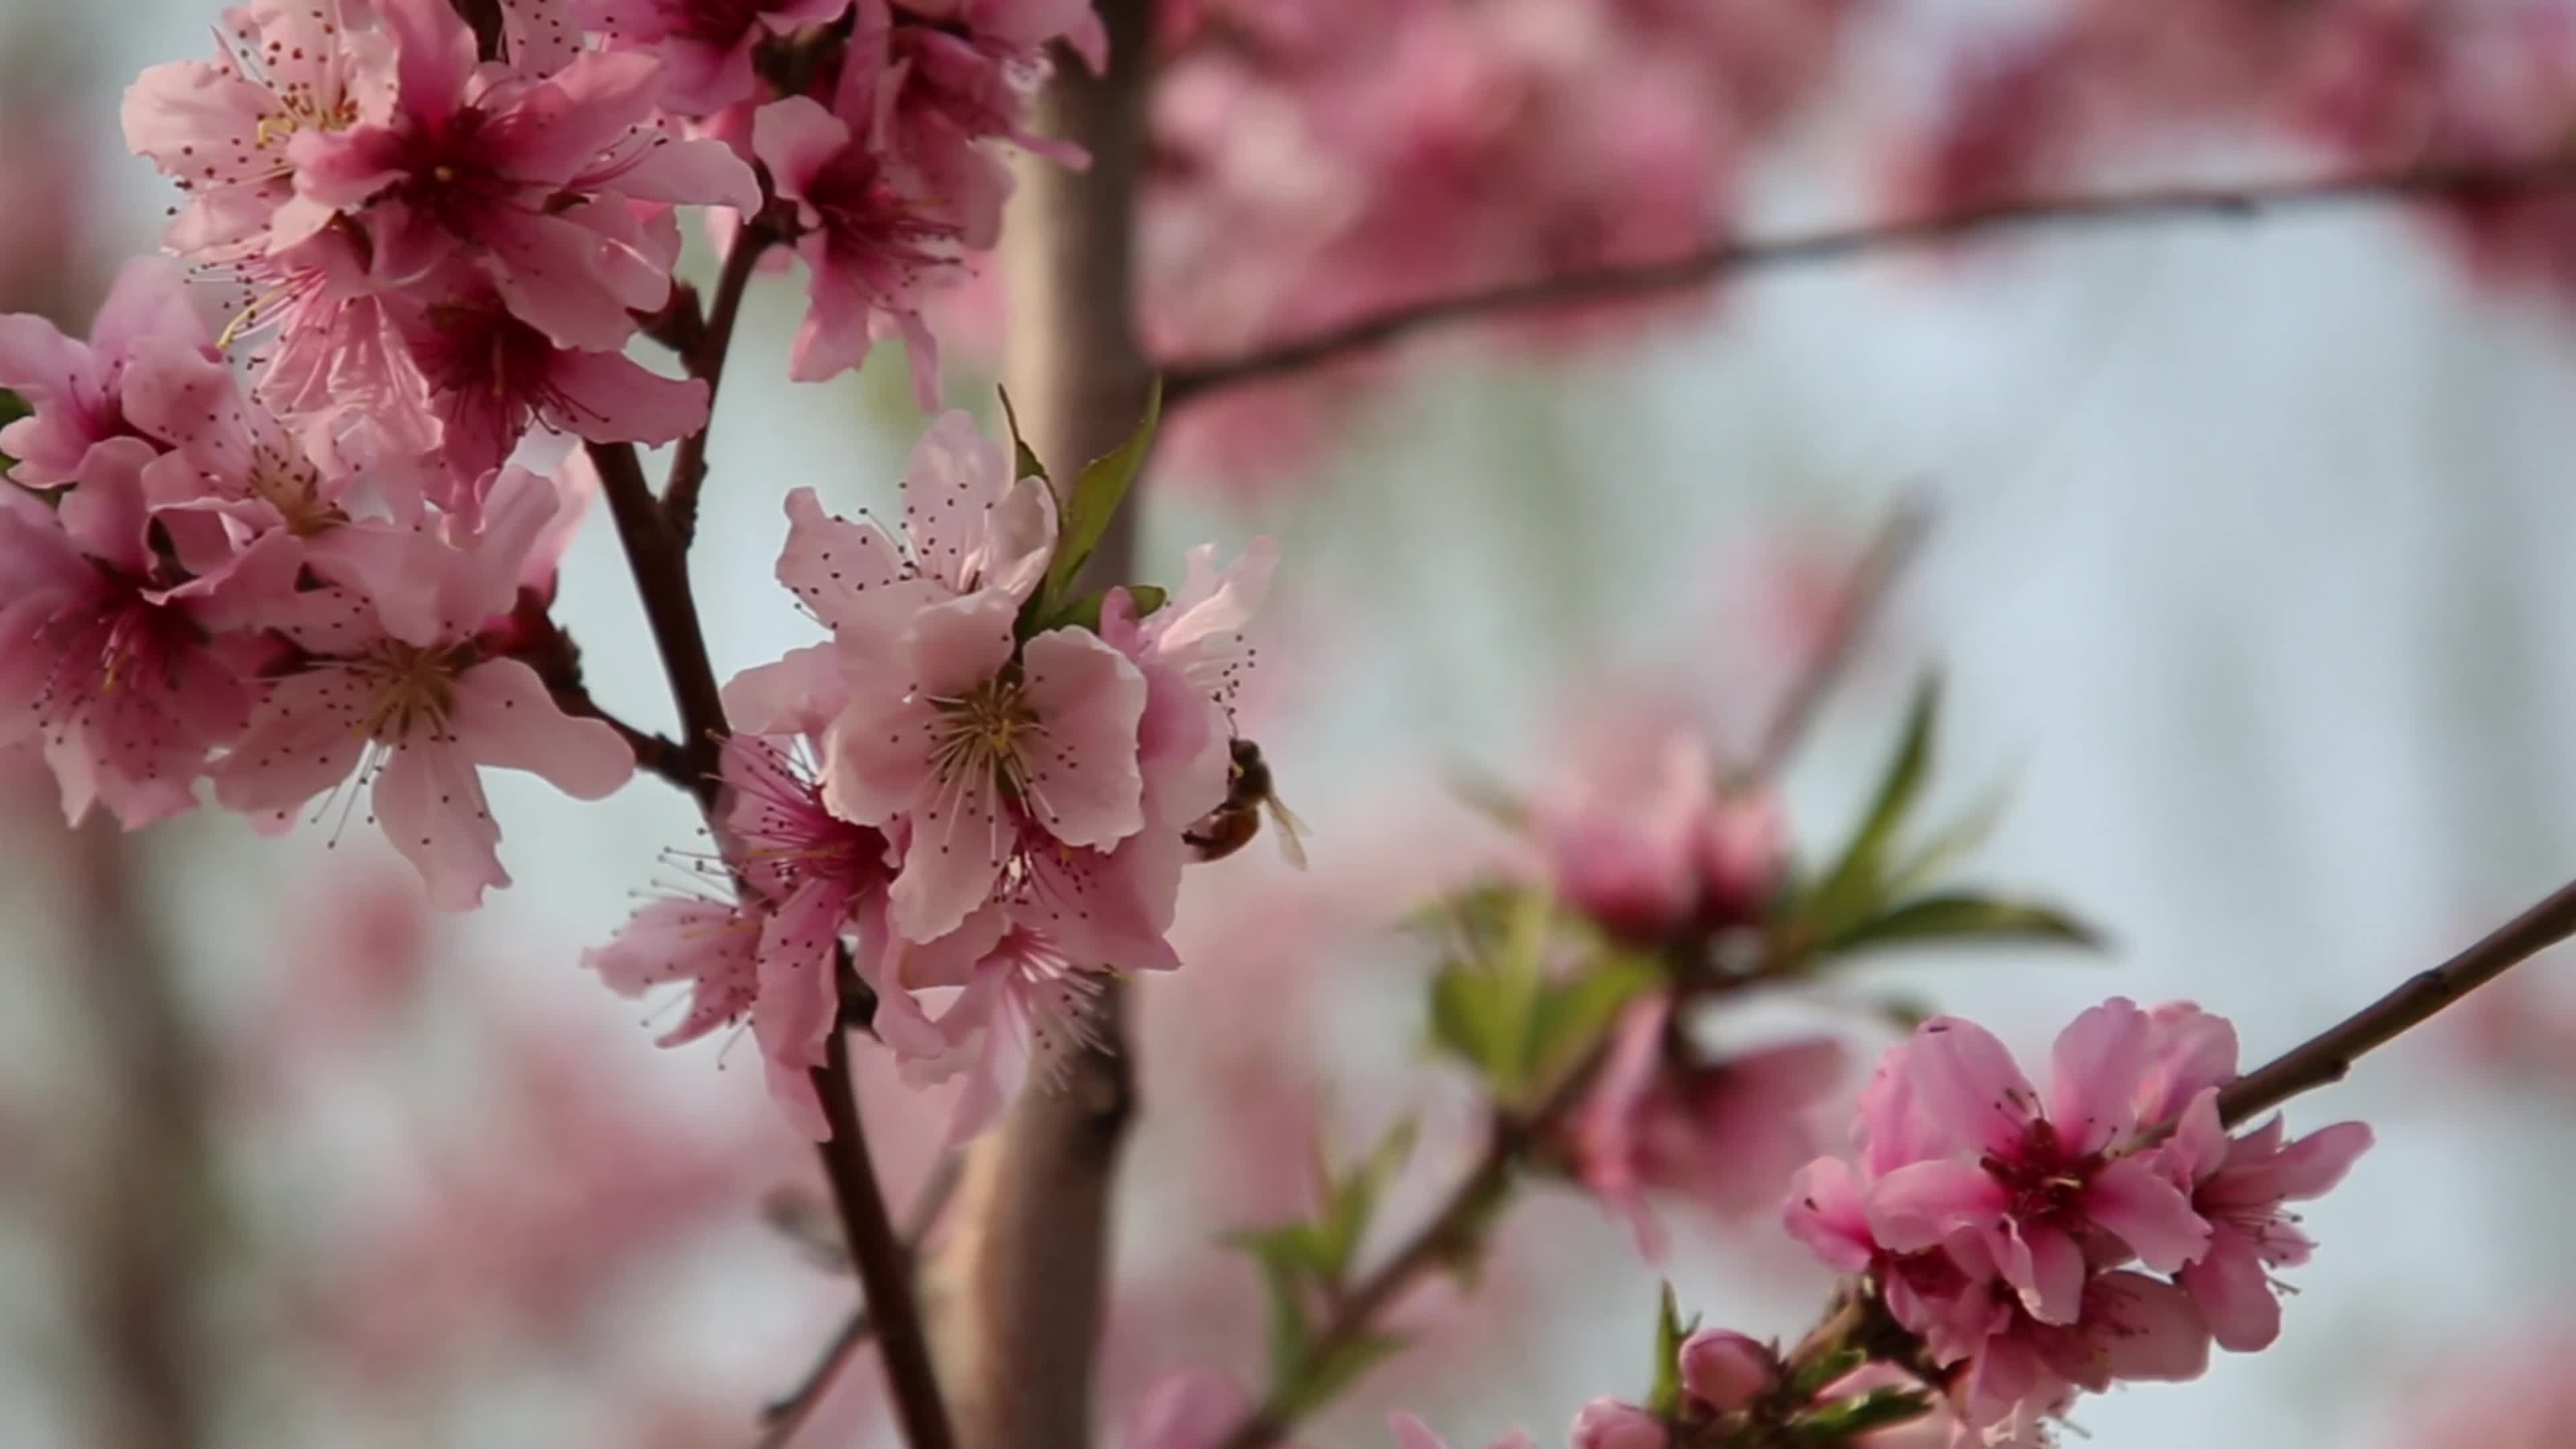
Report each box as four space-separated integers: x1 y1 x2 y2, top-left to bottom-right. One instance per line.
1695 790 1784 930
1569 1399 1667 1449
1678 1327 1775 1412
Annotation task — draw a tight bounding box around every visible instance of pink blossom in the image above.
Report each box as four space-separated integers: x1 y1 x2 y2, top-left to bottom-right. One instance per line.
594 0 855 114
385 268 712 482
122 0 394 264
875 904 1108 1142
210 468 634 907
886 0 1104 246
1569 1401 1666 1449
753 19 964 397
1678 1328 1774 1414
0 257 213 488
1566 993 1844 1257
1533 722 1783 945
275 0 758 351
1862 1002 2211 1324
2162 1098 2372 1352
0 445 290 828
1102 538 1274 835
1387 1413 1538 1449
586 896 763 1049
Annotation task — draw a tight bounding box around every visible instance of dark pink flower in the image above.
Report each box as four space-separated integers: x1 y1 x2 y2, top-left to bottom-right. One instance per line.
0 258 215 488
2162 1098 2371 1352
753 22 965 396
594 0 855 113
276 0 758 350
1678 1328 1775 1414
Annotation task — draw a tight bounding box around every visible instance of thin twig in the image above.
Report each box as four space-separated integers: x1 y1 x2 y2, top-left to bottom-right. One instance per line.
1158 158 2576 407
1750 492 1937 778
810 1029 957 1449
586 440 731 807
2216 875 2576 1126
664 224 775 548
754 1154 968 1448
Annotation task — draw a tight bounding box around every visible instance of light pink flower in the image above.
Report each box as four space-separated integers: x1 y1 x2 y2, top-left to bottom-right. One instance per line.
875 904 1106 1142
1570 1401 1666 1449
594 0 855 113
122 0 394 264
1568 992 1845 1257
1102 537 1274 834
211 468 634 907
754 19 964 397
1862 1002 2211 1325
276 0 759 351
1387 1413 1538 1449
822 591 1146 939
2162 1098 2371 1352
1533 722 1784 945
0 257 213 488
0 443 291 828
885 0 1103 245
586 896 763 1049
1946 1268 2210 1439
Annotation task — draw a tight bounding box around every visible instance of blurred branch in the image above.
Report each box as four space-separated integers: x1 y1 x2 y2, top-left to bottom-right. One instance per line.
926 5 1158 1449
588 440 730 807
663 221 777 549
62 820 210 1449
806 1033 956 1449
754 1152 966 1449
1159 157 2576 406
1750 492 1936 779
2217 874 2576 1125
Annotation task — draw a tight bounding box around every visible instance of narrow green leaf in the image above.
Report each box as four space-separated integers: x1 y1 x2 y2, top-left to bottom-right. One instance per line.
1819 893 2105 958
994 384 1049 486
1253 1254 1313 1389
1646 1283 1696 1417
1881 789 2005 902
1278 1333 1410 1419
1785 1345 1866 1401
1040 377 1164 612
1311 1117 1417 1282
1801 677 1941 939
1792 1387 1934 1441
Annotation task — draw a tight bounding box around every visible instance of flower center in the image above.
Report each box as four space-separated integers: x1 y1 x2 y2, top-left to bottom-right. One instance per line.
245 441 343 535
347 641 470 743
927 674 1042 798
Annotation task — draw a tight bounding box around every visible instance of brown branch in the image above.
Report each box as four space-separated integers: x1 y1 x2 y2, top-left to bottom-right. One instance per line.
587 440 731 808
664 223 776 549
755 1153 967 1449
2216 874 2576 1126
925 5 1159 1449
807 1030 957 1449
1158 158 2576 407
1749 492 1937 779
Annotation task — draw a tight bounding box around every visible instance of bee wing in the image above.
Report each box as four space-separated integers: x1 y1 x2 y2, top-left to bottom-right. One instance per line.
1265 796 1310 871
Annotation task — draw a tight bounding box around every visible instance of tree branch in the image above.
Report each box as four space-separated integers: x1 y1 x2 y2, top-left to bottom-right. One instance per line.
925 5 1159 1449
664 223 776 549
1158 158 2576 407
755 1152 966 1449
2216 874 2576 1126
808 1030 957 1449
1749 492 1936 779
587 440 731 808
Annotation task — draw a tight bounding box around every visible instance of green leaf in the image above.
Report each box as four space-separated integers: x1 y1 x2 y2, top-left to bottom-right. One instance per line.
1526 953 1660 1095
1646 1283 1696 1417
1799 678 1941 941
1420 885 1554 1104
1784 1345 1866 1401
1819 893 2105 958
1881 788 2005 902
1038 378 1163 614
1277 1333 1411 1419
1311 1117 1418 1282
994 384 1049 488
1254 1252 1313 1389
1792 1387 1934 1441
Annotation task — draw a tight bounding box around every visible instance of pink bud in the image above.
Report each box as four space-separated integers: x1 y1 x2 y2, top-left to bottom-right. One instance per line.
1569 1399 1666 1449
1695 791 1784 930
1678 1328 1774 1412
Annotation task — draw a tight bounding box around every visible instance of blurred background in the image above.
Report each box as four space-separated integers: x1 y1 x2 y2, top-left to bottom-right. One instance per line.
7 1 2576 1446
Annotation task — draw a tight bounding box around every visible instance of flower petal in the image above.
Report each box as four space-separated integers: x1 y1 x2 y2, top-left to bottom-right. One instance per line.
2046 996 2150 1156
2083 1156 2209 1273
1904 1017 2040 1158
451 658 635 800
374 740 508 910
1017 627 1146 849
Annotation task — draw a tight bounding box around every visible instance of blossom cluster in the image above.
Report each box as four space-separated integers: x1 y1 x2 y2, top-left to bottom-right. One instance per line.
1786 998 2372 1446
590 411 1273 1137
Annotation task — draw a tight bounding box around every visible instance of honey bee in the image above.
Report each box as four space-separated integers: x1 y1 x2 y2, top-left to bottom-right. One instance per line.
1184 737 1309 869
